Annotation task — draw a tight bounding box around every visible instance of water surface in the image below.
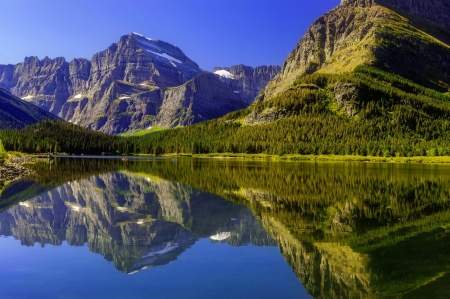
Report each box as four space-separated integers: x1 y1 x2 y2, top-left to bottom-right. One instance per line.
1 157 450 298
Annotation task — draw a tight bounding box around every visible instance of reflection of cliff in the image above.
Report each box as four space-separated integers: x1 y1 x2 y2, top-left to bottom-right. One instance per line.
262 217 371 299
0 171 273 274
237 187 450 298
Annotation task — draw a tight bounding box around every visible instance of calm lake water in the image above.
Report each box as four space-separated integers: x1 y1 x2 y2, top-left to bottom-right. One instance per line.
1 157 450 299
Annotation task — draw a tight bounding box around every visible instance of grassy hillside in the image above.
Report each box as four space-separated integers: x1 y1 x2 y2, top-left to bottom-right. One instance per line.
2 65 450 159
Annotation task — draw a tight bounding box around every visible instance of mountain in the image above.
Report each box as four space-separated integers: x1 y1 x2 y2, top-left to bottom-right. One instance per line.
130 0 450 157
0 87 59 130
213 65 281 105
0 33 276 134
260 0 450 100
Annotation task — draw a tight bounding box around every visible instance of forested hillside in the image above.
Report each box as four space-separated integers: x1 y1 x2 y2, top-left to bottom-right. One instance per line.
0 121 132 155
130 66 450 157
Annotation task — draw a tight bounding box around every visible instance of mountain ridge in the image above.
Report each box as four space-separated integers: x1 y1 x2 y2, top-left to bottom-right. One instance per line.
259 0 450 101
0 32 278 134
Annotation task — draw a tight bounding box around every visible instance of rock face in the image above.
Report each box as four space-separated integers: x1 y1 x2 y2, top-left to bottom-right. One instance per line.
0 87 59 130
156 73 247 127
342 0 450 30
0 156 35 184
213 65 280 105
0 33 253 134
261 0 450 100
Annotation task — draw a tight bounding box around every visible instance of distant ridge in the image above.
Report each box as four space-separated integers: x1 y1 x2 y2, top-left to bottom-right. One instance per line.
0 87 59 130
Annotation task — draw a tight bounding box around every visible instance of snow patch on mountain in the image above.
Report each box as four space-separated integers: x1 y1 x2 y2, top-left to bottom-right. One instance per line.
146 50 183 64
214 70 234 79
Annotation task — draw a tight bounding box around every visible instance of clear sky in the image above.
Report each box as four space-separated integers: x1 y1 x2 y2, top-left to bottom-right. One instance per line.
0 0 340 71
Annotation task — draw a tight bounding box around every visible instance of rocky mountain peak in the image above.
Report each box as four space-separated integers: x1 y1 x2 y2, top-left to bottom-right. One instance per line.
130 32 200 69
340 0 373 6
341 0 450 30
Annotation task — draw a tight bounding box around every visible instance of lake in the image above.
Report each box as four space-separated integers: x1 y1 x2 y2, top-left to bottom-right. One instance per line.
0 157 450 299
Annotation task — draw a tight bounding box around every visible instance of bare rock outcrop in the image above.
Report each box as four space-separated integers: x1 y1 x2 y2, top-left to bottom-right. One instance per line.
342 0 450 31
213 64 280 105
156 73 247 128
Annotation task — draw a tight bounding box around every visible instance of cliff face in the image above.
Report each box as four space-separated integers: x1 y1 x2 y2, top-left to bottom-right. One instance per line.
213 65 280 105
156 73 247 127
261 0 450 100
342 0 450 30
262 217 371 299
0 33 258 134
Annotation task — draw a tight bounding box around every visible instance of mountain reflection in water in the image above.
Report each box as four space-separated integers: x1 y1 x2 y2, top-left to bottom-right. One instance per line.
0 169 274 275
1 157 450 298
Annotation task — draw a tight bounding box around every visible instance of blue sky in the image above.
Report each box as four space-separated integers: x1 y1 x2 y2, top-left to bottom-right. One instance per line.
0 0 340 71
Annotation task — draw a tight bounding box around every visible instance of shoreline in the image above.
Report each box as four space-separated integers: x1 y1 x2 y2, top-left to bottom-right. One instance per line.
159 153 450 164
0 155 38 186
10 152 450 165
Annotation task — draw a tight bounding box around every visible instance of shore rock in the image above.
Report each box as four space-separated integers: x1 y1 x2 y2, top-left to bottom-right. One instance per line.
0 156 36 183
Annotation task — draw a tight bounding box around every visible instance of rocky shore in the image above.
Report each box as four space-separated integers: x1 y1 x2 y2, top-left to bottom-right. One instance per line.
0 156 36 183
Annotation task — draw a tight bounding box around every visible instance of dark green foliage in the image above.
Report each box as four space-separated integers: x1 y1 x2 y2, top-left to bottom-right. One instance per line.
0 120 134 155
